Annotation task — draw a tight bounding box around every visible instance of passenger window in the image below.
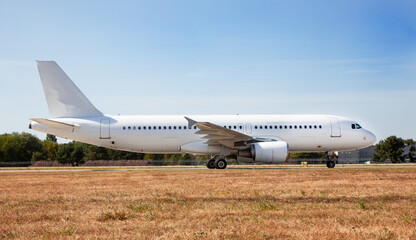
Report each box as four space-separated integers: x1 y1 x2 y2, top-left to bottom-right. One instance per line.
319 125 322 129
158 126 161 130
309 125 312 129
133 126 136 130
138 126 141 130
280 126 282 129
260 126 263 129
184 126 187 129
233 126 236 129
299 126 302 129
314 125 317 129
164 126 166 130
169 126 171 130
265 126 267 129
128 126 131 130
179 126 182 130
149 126 151 130
294 125 297 129
194 126 197 129
239 126 242 129
270 125 272 129
255 126 258 129
123 126 126 130
228 126 231 129
275 126 277 129
174 126 176 129
289 126 292 129
284 125 287 129
153 126 156 130
304 125 307 129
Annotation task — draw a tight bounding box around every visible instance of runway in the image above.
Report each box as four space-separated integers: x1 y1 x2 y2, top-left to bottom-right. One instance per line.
1 164 416 173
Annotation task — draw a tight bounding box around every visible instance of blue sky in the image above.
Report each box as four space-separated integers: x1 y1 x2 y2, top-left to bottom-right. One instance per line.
0 0 415 142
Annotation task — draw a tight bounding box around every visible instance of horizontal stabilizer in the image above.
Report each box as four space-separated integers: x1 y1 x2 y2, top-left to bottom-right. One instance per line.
31 118 79 130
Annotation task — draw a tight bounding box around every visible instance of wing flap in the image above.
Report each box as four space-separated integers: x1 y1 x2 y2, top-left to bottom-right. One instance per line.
185 117 253 149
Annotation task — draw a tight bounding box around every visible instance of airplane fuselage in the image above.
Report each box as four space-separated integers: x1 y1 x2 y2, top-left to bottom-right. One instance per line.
31 114 376 154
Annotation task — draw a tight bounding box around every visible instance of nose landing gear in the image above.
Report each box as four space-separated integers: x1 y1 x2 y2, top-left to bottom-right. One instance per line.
326 151 337 168
326 160 335 168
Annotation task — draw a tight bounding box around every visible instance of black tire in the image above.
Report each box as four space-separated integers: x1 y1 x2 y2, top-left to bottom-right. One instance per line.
206 159 216 169
326 161 335 168
215 159 227 169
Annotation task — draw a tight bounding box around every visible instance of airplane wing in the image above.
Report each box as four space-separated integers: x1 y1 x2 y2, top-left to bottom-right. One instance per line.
185 117 261 149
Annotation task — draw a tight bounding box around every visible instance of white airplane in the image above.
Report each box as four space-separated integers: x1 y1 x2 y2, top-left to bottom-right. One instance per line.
29 61 376 169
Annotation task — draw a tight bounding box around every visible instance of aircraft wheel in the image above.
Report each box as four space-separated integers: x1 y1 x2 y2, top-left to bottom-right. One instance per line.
326 161 335 168
215 159 227 169
206 159 216 169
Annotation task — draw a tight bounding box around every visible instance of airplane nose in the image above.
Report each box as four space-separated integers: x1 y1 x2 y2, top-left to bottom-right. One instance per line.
367 131 377 145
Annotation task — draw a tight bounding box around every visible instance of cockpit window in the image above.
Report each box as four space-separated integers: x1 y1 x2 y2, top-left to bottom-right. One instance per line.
352 123 362 129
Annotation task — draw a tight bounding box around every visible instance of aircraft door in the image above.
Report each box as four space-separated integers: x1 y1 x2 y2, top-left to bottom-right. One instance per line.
245 123 252 134
100 119 111 139
330 119 341 137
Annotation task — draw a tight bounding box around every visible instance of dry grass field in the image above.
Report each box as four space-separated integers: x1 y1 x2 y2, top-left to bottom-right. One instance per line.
1 167 416 239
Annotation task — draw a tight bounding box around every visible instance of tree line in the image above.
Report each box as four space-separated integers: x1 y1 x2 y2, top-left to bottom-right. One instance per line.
372 136 415 163
0 132 200 166
0 132 414 165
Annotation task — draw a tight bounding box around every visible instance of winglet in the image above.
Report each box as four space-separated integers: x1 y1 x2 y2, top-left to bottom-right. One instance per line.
184 117 198 128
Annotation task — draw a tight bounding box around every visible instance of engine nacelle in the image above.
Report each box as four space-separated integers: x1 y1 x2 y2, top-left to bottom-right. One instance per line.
238 141 289 164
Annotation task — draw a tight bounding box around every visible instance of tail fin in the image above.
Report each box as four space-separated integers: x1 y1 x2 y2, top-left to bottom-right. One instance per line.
36 61 103 118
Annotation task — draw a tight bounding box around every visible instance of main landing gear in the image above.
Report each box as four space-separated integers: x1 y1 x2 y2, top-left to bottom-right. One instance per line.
206 158 227 169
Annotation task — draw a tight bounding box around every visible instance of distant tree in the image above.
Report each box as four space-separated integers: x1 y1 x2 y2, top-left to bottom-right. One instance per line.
405 139 415 162
46 134 57 142
56 142 72 164
178 154 193 165
195 155 210 165
83 144 109 160
290 152 326 159
43 139 58 161
56 141 85 166
168 154 181 164
106 148 142 160
373 136 405 163
71 142 85 166
31 151 44 161
122 152 142 160
0 132 43 162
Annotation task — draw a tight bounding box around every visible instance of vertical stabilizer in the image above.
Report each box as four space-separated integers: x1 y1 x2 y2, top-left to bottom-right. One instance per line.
36 61 103 118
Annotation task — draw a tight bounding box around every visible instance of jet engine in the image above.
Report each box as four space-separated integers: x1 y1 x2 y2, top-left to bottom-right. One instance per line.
238 141 289 163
